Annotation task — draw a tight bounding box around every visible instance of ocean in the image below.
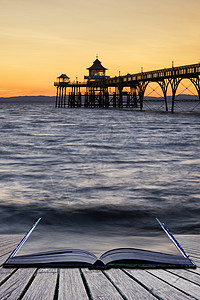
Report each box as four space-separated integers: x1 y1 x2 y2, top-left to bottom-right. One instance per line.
0 100 200 255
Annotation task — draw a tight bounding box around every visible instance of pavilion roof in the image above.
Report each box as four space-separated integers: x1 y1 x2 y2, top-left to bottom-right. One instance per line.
57 74 70 79
87 58 107 70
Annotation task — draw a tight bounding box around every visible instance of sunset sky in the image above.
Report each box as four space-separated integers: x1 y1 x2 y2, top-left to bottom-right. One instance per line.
1 0 200 97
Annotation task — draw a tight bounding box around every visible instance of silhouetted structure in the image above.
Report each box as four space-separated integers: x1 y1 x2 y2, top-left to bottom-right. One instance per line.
54 58 200 112
84 56 109 81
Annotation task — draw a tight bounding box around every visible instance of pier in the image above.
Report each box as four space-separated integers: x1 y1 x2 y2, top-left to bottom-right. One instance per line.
54 58 200 112
0 234 200 299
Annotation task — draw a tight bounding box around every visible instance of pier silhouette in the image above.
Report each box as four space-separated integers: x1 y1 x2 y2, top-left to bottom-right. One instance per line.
54 58 200 112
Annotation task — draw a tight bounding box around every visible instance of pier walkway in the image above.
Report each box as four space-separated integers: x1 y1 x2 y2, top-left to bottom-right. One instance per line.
0 235 200 299
54 62 200 112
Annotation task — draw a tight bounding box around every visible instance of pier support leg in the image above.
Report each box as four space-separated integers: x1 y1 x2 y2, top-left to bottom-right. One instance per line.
58 87 61 108
113 93 116 108
118 86 123 108
130 86 138 108
91 92 95 107
55 87 59 108
133 92 138 108
72 93 75 107
99 93 102 108
61 87 63 108
68 92 71 107
105 92 109 108
169 78 182 113
171 92 175 113
137 82 148 111
139 91 144 111
158 80 169 112
163 91 168 112
84 93 88 107
78 92 81 107
190 77 200 102
103 92 105 107
126 93 130 108
64 87 66 108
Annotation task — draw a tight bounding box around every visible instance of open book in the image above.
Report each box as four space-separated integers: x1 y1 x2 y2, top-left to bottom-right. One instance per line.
4 218 195 269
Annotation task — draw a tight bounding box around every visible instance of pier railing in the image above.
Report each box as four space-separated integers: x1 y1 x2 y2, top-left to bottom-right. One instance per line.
55 63 200 87
107 63 200 85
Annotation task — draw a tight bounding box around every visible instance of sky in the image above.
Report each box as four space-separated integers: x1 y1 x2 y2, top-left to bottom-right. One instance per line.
1 0 200 97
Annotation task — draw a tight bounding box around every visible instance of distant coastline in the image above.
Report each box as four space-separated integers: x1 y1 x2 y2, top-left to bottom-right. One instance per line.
0 96 55 104
0 94 198 104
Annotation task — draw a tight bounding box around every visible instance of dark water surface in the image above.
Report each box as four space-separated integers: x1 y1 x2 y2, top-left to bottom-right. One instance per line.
0 102 200 254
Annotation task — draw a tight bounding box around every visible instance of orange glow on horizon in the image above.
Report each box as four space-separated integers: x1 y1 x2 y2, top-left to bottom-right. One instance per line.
1 0 200 98
0 87 55 98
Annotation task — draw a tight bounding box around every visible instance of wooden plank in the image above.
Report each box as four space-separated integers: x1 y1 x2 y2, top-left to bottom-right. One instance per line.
0 268 36 300
175 235 200 253
82 269 123 300
0 237 22 246
0 236 23 256
58 268 89 300
187 267 200 276
0 238 22 248
0 236 23 254
0 235 23 243
148 269 200 299
185 248 199 256
175 235 200 242
0 254 13 266
22 269 57 300
0 235 24 266
124 269 192 300
0 245 19 256
186 250 200 257
185 253 199 261
0 244 22 258
0 248 22 266
167 269 200 285
105 268 156 299
0 267 16 284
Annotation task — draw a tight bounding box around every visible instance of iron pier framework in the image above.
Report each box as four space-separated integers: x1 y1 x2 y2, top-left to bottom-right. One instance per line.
54 61 200 112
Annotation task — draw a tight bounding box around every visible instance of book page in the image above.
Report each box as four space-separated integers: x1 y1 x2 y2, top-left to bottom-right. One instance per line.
14 219 182 259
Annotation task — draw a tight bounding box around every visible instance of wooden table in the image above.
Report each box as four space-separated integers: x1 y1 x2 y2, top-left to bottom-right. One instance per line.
0 235 200 299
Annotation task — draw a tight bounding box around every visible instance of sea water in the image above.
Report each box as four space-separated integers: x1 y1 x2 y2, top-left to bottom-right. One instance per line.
0 101 200 255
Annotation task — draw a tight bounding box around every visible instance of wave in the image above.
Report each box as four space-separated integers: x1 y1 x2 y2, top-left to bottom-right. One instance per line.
1 202 200 235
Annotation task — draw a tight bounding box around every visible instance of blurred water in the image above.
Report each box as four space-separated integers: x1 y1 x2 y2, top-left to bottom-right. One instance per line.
0 102 200 254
